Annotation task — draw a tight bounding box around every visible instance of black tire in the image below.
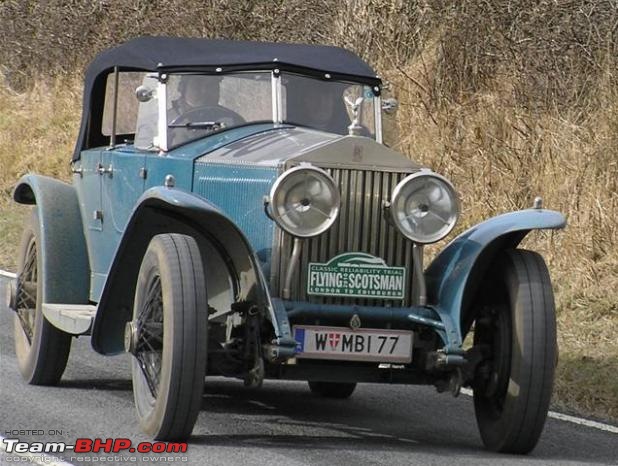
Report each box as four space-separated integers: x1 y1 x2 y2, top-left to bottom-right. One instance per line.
308 381 357 399
13 211 71 385
130 234 208 441
473 249 557 454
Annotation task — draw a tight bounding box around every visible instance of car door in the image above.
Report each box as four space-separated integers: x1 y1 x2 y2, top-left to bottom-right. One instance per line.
99 147 146 278
74 147 147 301
73 148 106 301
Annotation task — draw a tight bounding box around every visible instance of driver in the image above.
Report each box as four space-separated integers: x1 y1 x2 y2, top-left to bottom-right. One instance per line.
170 75 224 121
168 75 245 146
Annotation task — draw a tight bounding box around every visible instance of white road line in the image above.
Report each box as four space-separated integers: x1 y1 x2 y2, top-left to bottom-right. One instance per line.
0 434 76 466
246 400 276 410
0 269 16 279
460 388 618 434
547 412 618 434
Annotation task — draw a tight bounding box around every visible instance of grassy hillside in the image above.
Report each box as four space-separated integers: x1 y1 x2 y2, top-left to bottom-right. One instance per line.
0 1 616 420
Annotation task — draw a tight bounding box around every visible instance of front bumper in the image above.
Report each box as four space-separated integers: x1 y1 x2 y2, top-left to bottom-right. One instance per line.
269 298 465 367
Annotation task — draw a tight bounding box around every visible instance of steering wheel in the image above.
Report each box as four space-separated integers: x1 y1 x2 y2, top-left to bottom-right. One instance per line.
170 105 245 128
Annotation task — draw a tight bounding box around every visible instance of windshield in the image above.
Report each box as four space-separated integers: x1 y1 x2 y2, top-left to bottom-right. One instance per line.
166 72 272 148
281 73 376 138
133 71 379 151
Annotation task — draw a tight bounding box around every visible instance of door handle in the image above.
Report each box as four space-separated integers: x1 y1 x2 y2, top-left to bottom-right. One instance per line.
97 163 113 177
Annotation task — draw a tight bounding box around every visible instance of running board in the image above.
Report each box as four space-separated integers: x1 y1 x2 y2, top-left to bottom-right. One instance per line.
1 270 17 312
42 303 96 335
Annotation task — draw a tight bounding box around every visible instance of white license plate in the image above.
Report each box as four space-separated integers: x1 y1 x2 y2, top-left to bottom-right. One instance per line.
293 325 413 363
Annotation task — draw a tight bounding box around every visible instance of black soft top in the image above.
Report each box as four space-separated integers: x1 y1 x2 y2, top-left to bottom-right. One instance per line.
73 36 380 161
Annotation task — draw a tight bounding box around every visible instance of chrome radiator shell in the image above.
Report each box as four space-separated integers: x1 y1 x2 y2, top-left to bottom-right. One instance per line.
270 166 415 306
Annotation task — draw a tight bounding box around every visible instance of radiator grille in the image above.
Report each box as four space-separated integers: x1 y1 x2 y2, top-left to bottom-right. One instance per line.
271 168 414 306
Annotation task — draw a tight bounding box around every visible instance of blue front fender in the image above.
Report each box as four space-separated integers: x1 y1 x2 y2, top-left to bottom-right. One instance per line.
425 209 566 352
13 175 90 305
91 186 278 355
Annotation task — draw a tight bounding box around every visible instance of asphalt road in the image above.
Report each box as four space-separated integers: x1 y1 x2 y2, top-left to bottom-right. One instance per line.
0 276 616 466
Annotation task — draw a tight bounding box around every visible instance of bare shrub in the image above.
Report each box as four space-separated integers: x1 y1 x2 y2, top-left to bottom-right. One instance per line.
0 0 341 89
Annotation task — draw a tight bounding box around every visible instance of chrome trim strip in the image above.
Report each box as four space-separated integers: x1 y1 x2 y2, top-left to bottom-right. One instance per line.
157 78 168 152
272 71 283 124
283 238 302 299
374 95 383 144
411 244 426 306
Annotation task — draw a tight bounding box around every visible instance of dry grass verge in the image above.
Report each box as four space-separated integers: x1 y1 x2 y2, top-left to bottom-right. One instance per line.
0 78 79 192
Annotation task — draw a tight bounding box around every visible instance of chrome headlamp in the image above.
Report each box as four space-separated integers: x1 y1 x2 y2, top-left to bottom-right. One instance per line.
268 165 340 238
390 171 459 244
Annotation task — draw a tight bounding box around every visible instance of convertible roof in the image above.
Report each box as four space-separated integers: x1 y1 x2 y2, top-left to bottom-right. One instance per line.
73 36 380 161
87 36 379 80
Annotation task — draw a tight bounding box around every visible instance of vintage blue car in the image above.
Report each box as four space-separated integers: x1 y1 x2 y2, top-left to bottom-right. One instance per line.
7 36 565 452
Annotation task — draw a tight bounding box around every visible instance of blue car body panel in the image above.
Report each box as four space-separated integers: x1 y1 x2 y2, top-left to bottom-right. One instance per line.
192 163 279 272
425 209 566 351
170 123 294 161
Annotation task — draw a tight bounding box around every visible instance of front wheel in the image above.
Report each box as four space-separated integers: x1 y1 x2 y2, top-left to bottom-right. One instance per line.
308 381 357 399
473 249 557 454
129 234 208 441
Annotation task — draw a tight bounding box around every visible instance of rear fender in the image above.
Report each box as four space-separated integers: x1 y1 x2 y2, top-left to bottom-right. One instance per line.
13 175 90 305
425 209 566 352
90 187 276 355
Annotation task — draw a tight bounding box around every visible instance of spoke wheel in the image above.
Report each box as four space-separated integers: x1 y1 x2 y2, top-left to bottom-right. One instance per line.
13 211 71 385
308 381 357 399
134 275 164 401
473 249 557 454
131 234 208 441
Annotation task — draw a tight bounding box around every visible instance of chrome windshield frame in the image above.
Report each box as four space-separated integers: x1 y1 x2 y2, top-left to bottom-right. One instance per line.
374 95 383 144
156 77 168 152
271 70 283 124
